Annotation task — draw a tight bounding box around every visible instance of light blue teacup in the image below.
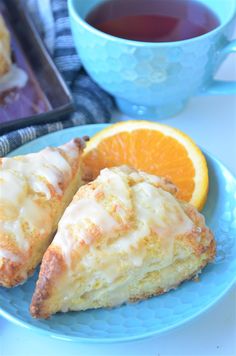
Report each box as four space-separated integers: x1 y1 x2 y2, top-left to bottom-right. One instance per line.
69 0 236 119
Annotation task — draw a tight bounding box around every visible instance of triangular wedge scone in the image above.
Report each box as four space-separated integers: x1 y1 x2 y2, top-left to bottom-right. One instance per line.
30 166 215 318
0 138 85 287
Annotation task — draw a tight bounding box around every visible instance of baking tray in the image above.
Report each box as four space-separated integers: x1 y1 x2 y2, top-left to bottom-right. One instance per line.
0 0 75 134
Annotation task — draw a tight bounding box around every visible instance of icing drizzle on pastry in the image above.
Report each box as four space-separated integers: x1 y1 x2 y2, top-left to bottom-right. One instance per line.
0 249 20 262
1 147 72 198
53 166 195 273
0 140 81 261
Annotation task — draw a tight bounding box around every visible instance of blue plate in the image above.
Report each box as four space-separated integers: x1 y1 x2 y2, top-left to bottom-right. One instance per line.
0 124 236 343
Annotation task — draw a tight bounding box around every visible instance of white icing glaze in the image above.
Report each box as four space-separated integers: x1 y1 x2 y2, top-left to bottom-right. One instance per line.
133 182 193 266
105 179 193 270
58 198 118 233
111 223 149 252
0 64 28 92
0 249 20 262
60 140 82 161
0 170 26 206
0 220 28 251
40 148 72 180
98 168 130 207
0 195 53 255
54 198 119 262
31 179 51 200
53 168 194 278
130 170 163 185
20 197 51 234
0 141 80 256
55 228 73 266
133 182 193 234
2 147 72 198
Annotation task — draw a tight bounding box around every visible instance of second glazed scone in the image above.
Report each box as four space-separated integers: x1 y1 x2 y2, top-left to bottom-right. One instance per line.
0 138 84 287
31 166 215 318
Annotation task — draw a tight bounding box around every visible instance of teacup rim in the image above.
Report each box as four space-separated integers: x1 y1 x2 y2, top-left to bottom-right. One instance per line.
68 0 236 47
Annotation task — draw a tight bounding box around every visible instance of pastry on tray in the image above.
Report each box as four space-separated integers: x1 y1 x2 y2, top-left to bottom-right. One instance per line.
0 138 85 288
0 14 11 76
30 166 215 318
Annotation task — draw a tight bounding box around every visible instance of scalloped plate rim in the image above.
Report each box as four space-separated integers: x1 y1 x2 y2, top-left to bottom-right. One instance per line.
0 277 236 343
0 123 236 343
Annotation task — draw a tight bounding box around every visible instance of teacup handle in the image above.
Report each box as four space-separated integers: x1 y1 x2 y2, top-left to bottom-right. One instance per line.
204 39 236 95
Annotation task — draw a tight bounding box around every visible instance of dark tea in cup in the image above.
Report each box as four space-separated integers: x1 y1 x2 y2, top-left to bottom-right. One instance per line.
86 0 220 42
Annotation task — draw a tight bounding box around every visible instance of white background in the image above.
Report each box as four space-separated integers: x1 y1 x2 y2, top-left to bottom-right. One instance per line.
1 26 236 356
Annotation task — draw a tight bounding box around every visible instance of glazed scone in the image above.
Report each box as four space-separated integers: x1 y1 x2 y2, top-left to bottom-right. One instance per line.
30 166 215 318
0 15 11 76
0 138 85 287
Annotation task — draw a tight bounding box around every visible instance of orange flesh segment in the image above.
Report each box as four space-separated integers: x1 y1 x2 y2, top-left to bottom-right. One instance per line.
82 129 195 202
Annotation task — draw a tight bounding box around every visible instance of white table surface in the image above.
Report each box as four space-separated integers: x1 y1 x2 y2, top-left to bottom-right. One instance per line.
1 35 236 356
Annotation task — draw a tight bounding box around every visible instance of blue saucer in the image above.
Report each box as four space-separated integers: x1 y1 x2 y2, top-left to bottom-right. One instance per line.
0 124 235 343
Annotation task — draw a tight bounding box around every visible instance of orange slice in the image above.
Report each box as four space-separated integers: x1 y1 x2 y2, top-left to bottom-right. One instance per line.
82 121 209 210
